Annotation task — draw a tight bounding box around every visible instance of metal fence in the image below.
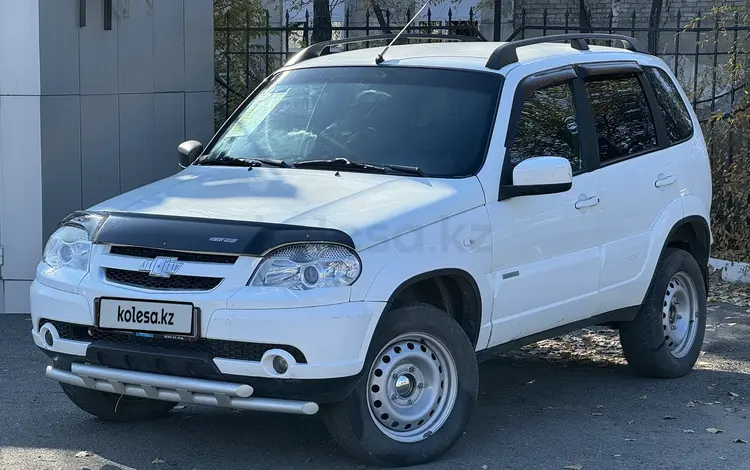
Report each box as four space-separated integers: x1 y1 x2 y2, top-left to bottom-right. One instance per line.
214 7 750 128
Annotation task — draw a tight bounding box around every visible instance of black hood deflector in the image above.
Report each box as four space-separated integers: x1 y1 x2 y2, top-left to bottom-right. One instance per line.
82 211 355 256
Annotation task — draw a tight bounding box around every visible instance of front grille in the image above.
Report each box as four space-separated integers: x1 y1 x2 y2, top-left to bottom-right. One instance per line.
104 268 222 291
39 318 307 363
108 245 238 264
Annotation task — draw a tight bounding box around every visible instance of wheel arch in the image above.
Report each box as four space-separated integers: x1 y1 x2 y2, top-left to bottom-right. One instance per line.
652 215 711 297
381 269 483 348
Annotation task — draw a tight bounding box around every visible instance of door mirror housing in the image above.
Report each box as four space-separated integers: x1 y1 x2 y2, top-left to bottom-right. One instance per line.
503 156 573 198
177 140 203 168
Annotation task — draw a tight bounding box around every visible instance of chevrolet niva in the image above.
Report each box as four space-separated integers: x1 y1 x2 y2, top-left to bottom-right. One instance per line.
32 32 711 466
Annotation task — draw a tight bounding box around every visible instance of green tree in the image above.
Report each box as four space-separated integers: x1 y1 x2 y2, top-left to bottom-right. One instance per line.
685 4 750 262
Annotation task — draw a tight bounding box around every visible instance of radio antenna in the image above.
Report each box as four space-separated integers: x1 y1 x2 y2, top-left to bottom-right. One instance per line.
375 0 431 65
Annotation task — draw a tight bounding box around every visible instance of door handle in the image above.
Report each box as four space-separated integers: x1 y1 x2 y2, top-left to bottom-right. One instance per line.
575 195 600 210
655 174 677 188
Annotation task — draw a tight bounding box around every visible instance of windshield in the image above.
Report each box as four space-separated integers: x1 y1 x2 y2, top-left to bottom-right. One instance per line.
204 66 502 177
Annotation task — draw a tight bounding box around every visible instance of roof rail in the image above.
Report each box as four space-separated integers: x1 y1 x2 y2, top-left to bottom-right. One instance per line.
285 33 484 67
485 33 645 70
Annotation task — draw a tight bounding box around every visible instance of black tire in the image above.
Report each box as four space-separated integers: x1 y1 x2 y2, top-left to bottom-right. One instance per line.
619 248 707 378
60 383 177 421
322 302 478 467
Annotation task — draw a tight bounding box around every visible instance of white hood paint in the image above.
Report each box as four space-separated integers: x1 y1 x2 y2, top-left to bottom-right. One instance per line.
88 166 487 250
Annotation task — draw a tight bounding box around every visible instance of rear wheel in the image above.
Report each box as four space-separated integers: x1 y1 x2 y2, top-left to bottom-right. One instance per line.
322 303 478 467
60 383 177 421
619 248 707 378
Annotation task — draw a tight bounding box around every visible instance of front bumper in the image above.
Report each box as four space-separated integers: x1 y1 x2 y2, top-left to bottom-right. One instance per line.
32 279 385 409
37 337 367 405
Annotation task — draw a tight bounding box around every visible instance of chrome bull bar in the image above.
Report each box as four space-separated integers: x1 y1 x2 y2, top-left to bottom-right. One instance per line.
46 363 319 416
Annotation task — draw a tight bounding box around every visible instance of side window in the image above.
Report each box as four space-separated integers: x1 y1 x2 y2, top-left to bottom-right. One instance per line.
585 74 658 164
508 82 582 173
643 66 694 144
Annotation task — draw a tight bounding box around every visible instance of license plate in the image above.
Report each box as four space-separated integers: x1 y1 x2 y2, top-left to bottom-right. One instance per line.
96 298 196 336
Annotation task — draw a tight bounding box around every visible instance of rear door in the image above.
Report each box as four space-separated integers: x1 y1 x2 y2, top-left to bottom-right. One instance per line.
576 62 683 313
641 64 699 199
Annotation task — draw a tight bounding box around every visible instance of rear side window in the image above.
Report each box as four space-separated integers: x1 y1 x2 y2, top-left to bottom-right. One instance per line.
508 82 582 173
643 66 694 144
585 74 658 164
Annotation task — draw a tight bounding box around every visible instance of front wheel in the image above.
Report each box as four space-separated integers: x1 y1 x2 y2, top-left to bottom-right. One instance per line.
323 303 478 467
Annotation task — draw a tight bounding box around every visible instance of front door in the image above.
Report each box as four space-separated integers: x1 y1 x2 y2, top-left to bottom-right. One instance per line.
484 68 603 347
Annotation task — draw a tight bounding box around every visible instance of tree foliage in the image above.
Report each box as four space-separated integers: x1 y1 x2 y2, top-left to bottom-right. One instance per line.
214 0 267 25
686 3 750 261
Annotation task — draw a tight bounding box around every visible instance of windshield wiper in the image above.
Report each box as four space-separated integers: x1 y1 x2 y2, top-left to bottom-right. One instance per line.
380 164 424 176
293 157 386 173
195 154 261 167
253 157 290 168
195 154 289 168
293 158 423 176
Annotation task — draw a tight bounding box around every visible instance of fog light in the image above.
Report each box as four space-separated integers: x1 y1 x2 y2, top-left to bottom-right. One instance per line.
272 355 289 374
44 330 54 347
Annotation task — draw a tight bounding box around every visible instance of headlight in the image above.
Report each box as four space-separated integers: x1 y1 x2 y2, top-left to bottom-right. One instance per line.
249 243 361 290
42 212 103 272
43 226 92 271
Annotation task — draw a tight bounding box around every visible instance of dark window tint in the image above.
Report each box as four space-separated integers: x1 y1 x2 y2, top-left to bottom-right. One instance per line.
586 74 658 163
207 67 502 177
508 82 581 172
644 66 693 144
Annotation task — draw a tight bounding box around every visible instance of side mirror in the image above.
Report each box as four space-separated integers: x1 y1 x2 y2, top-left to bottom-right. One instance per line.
177 140 203 168
504 156 573 198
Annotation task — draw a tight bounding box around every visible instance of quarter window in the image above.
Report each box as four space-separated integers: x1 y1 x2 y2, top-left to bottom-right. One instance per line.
643 66 694 144
508 82 582 173
585 74 658 164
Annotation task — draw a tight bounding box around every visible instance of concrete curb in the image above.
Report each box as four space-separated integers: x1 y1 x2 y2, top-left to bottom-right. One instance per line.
709 257 750 284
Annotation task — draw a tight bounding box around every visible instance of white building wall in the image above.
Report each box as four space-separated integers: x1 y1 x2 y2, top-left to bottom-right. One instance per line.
0 0 44 314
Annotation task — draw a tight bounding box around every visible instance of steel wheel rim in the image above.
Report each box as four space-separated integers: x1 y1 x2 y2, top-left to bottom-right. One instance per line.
366 332 458 443
662 271 699 358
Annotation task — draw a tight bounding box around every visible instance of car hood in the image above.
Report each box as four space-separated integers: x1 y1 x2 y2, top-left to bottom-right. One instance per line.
88 166 486 250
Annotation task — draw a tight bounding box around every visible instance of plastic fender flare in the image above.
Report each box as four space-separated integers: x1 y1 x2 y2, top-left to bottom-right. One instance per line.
640 197 710 304
362 245 493 350
681 194 712 245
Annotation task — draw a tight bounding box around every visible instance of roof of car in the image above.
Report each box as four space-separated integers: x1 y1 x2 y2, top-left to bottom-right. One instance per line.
282 40 650 74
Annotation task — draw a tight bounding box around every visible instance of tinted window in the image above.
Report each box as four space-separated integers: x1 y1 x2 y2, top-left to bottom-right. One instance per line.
644 66 693 144
586 74 658 163
508 82 582 172
207 67 502 177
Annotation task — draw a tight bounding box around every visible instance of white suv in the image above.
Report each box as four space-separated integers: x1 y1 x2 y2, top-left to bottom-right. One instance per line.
31 33 712 466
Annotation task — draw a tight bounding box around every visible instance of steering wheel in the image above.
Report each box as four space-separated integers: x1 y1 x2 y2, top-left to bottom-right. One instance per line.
314 123 377 161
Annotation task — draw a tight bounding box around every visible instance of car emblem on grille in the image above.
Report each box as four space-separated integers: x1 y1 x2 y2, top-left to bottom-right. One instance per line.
138 257 183 278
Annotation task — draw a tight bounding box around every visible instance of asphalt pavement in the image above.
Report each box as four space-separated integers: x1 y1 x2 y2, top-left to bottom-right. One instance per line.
1 302 748 470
